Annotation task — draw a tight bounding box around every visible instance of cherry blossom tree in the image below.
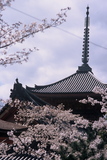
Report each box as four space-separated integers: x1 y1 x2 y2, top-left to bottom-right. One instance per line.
0 87 107 159
0 102 80 159
1 1 107 159
63 86 107 160
0 101 90 159
0 0 70 66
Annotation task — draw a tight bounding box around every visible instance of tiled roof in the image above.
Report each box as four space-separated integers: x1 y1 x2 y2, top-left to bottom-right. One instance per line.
10 79 49 106
0 154 37 160
27 72 107 94
26 7 107 95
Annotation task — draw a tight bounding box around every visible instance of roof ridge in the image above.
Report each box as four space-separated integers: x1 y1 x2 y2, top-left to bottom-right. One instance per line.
32 72 77 89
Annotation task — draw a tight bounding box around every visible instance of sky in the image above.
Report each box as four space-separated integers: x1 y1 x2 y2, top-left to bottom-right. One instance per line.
0 0 107 100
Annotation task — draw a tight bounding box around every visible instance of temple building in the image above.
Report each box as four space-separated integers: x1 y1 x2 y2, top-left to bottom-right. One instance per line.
0 119 27 144
10 7 107 120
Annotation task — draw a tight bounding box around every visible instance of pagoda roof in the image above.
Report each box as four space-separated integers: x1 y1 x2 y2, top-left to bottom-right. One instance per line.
26 7 107 95
26 71 107 94
0 154 36 160
10 78 49 106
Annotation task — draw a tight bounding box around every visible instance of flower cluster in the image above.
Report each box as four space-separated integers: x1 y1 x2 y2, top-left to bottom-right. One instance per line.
0 86 107 159
0 0 70 66
6 102 80 159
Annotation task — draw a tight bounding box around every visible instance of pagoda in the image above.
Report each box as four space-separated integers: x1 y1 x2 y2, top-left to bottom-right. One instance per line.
10 7 107 120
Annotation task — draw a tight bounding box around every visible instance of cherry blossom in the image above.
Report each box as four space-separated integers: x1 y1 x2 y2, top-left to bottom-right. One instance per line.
0 0 70 66
0 87 107 159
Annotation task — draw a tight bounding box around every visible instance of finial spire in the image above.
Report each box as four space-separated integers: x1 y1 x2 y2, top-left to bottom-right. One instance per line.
82 6 90 64
77 6 92 73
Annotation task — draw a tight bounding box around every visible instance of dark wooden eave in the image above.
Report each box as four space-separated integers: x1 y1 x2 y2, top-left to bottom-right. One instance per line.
10 78 49 106
0 119 27 132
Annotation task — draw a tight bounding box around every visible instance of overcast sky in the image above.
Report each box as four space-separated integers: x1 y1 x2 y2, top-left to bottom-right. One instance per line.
0 0 107 99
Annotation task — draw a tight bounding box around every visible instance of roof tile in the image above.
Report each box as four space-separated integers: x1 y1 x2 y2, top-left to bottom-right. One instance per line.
28 72 107 94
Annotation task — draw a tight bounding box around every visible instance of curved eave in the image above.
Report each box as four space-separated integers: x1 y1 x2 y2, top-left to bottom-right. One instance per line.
26 72 77 90
26 72 107 94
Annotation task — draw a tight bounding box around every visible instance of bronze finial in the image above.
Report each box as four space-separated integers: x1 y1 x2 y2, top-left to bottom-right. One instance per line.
82 6 90 64
86 6 89 16
77 6 92 73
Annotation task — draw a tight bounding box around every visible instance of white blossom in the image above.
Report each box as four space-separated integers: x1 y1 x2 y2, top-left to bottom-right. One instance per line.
0 0 70 66
0 85 107 159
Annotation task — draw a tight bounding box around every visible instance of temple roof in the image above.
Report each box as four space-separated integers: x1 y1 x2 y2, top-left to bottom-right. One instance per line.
0 154 36 160
0 119 27 132
26 72 107 94
26 7 107 95
10 78 49 106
